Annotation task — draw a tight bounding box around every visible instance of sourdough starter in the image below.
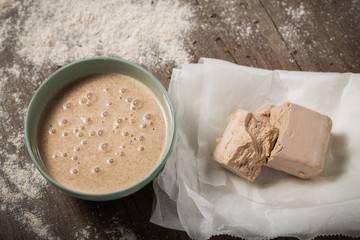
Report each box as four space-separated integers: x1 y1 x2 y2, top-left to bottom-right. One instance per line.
38 73 167 193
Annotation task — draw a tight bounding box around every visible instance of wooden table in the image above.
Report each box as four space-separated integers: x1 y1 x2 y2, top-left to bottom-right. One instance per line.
1 0 359 239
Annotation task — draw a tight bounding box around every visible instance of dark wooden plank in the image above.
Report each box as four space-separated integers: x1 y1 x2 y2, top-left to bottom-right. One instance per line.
260 0 360 73
189 0 300 70
0 211 29 240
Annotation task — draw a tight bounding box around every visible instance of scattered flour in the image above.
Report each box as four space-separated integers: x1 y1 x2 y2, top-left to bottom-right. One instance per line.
199 0 260 46
0 68 5 93
75 228 91 240
21 212 56 240
278 2 312 48
11 92 21 103
0 73 49 235
284 3 306 22
6 64 21 78
104 226 138 240
74 224 138 240
239 24 255 38
219 3 258 42
0 1 21 52
16 0 195 70
0 18 10 52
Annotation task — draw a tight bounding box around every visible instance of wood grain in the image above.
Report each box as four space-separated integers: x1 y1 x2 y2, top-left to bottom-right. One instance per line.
1 0 359 239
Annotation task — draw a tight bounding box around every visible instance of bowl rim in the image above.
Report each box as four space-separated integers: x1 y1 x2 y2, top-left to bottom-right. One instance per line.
24 56 176 200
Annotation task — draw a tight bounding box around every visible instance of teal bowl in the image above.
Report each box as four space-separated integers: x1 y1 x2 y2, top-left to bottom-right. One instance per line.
25 57 175 201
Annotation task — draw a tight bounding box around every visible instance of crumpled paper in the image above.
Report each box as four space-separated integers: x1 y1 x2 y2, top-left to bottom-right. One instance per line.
150 58 360 239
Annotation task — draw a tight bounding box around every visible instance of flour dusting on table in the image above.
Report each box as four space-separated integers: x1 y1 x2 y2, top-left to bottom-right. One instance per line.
278 2 311 48
16 0 194 69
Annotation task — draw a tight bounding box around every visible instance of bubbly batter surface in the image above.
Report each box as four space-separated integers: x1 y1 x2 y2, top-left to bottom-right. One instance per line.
38 73 167 193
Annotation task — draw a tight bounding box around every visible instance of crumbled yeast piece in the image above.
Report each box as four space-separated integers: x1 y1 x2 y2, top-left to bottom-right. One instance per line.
212 109 278 181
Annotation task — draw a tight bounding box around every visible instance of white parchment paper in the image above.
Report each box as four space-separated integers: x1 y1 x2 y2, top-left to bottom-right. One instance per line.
150 58 360 239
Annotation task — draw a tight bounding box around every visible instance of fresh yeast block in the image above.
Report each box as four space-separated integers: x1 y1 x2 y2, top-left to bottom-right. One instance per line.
212 109 278 181
255 103 275 122
258 102 332 179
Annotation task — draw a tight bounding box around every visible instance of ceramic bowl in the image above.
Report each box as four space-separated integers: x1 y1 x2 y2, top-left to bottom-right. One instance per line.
25 57 175 201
